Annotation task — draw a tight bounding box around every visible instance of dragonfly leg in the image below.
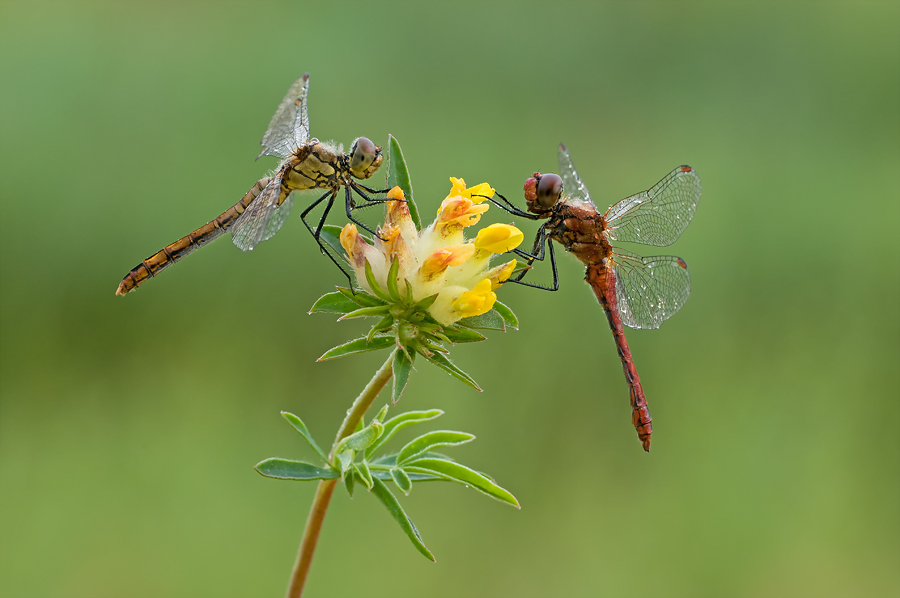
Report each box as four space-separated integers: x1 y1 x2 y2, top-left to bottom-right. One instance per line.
505 226 559 291
349 182 394 208
300 189 354 285
475 192 541 220
343 185 382 238
353 182 392 195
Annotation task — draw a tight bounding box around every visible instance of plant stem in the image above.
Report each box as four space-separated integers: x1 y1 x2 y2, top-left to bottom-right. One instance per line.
286 352 395 598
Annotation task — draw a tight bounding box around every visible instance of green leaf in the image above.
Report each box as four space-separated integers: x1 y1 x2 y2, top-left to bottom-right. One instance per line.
355 461 374 490
364 260 393 303
414 293 439 311
456 309 506 331
365 409 443 459
337 287 385 308
441 326 487 344
370 477 434 561
386 258 402 302
371 451 453 467
254 458 339 480
385 135 421 230
344 467 355 497
422 352 482 391
319 225 349 260
492 301 519 329
370 469 441 482
374 404 390 424
280 412 330 463
309 291 360 315
392 350 413 405
391 467 413 495
335 421 384 454
397 431 475 465
318 336 395 361
404 459 519 508
338 305 391 320
337 449 354 474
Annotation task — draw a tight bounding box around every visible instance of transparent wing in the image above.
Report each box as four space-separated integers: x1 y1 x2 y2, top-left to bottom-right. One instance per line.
262 193 292 242
612 249 691 330
231 174 284 251
605 165 701 247
257 74 311 160
557 143 594 207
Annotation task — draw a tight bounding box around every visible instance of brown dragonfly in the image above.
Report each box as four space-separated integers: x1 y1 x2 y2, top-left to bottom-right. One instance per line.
490 144 701 451
116 73 387 296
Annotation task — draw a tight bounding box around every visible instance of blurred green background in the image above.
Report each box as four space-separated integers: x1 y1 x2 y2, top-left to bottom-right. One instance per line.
1 1 897 597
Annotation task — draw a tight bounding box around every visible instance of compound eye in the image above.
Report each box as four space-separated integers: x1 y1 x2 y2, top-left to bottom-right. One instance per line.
536 173 563 208
350 137 377 173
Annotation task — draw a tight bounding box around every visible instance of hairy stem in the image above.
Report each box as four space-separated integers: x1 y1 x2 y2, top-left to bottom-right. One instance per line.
286 352 395 598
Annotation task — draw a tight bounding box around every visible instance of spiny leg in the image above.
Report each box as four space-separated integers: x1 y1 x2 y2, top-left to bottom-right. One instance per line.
343 185 382 238
300 189 354 285
349 181 394 208
507 226 559 291
474 191 541 220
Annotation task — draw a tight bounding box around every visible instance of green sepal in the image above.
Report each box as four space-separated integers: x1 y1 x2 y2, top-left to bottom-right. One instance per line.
386 258 402 302
422 351 482 391
385 135 421 230
397 430 475 465
319 225 349 261
344 467 356 497
440 326 487 343
318 336 395 361
355 461 374 490
338 305 392 320
335 421 384 455
367 315 395 344
254 458 339 480
364 260 393 303
414 293 439 311
404 279 414 302
337 287 385 308
456 309 506 331
365 409 443 460
309 291 360 315
391 467 413 495
404 458 519 508
392 349 413 405
337 449 354 474
280 411 330 463
492 300 519 329
370 477 434 561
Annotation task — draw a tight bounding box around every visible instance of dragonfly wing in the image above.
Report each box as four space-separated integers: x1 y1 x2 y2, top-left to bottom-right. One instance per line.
605 165 701 247
257 74 311 160
612 249 691 330
557 143 594 207
261 193 293 242
231 174 284 251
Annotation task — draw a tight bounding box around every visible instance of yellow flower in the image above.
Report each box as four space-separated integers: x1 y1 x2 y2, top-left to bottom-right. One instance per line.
451 279 496 319
419 244 476 280
483 259 517 290
474 223 525 255
441 177 496 209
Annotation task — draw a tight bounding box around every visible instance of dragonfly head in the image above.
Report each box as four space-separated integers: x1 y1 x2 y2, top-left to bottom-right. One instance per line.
524 172 563 215
348 137 383 179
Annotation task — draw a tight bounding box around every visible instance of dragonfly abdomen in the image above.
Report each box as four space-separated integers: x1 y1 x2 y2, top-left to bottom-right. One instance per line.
586 263 653 451
116 177 272 296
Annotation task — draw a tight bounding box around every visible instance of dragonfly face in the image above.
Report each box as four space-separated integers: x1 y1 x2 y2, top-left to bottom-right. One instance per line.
348 136 384 180
523 172 564 214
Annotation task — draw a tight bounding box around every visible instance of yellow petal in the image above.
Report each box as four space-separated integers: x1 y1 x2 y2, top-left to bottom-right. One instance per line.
419 244 476 279
474 223 525 254
387 186 405 201
452 279 497 318
484 259 517 290
466 182 495 203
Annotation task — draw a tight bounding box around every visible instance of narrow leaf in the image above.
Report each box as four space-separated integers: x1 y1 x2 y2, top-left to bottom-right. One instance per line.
335 421 384 454
344 468 355 497
422 352 482 391
355 462 374 490
385 135 421 230
391 467 413 495
337 287 385 308
318 336 395 361
392 350 413 405
370 478 434 561
309 291 359 315
338 305 391 320
254 458 339 480
404 459 519 508
281 412 329 463
370 469 441 482
319 225 349 260
414 293 439 311
456 309 506 331
337 449 354 474
371 451 453 467
492 300 519 329
374 404 390 423
364 260 393 303
440 326 487 344
365 409 443 459
386 258 402 302
397 430 475 465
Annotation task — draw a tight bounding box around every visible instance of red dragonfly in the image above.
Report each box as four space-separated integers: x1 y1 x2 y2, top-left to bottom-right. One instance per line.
491 144 701 451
